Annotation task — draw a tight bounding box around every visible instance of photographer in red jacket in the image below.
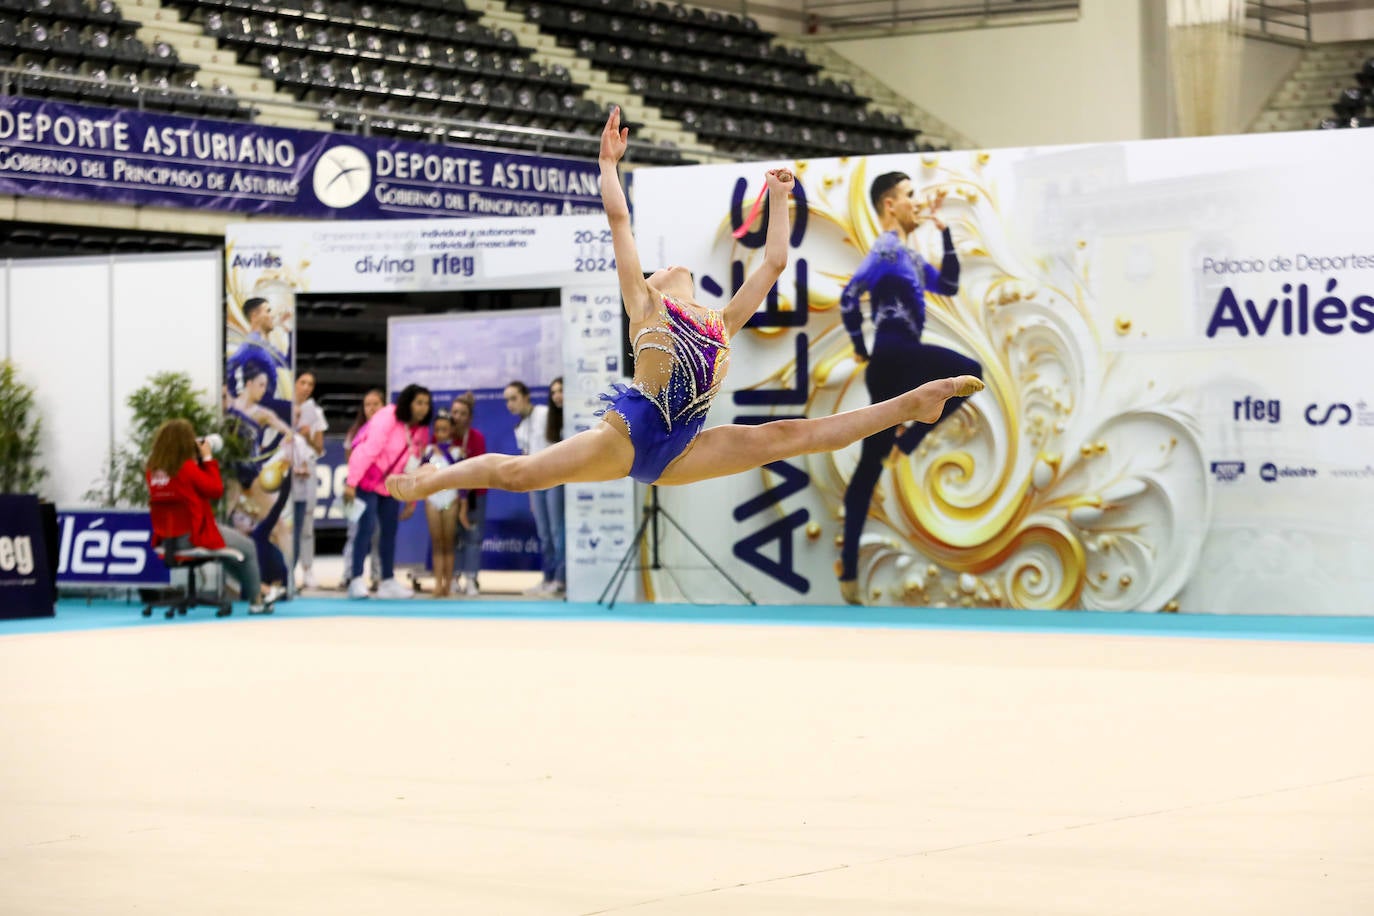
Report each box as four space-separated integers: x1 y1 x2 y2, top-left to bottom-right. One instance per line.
145 419 283 615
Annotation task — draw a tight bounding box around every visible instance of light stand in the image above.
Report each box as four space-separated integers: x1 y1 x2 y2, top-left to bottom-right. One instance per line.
597 484 756 609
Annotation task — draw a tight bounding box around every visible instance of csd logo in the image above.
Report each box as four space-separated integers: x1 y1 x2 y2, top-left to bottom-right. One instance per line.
1304 403 1352 426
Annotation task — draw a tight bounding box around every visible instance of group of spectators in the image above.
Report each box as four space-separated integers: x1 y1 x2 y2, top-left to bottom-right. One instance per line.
147 374 568 612
336 376 566 600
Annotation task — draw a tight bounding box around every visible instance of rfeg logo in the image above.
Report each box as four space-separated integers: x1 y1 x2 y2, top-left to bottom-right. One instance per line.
0 535 36 577
312 144 371 209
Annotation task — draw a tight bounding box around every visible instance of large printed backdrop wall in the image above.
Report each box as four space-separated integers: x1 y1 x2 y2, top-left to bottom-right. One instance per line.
634 129 1374 616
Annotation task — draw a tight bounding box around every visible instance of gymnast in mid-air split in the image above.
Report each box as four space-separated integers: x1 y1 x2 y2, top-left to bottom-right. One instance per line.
386 106 983 504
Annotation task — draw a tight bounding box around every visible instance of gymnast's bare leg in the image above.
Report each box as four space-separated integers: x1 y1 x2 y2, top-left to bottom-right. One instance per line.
654 374 983 486
388 375 983 500
388 422 634 501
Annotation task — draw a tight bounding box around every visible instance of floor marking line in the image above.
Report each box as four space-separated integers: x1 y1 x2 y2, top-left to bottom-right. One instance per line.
577 772 1374 914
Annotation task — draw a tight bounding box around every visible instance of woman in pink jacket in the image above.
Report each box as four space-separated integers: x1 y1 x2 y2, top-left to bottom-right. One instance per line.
344 384 432 599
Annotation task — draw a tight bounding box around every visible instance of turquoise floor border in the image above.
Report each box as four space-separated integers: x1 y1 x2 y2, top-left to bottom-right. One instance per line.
3 596 1374 643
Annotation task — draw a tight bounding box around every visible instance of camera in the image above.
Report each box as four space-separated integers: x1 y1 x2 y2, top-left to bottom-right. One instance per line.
198 433 224 454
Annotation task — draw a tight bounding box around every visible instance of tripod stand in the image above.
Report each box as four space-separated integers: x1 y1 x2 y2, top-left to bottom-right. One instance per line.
598 484 756 609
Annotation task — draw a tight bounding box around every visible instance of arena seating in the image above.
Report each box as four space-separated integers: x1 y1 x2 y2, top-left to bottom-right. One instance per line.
0 0 933 162
0 0 253 119
164 0 686 163
1316 57 1374 129
504 0 923 157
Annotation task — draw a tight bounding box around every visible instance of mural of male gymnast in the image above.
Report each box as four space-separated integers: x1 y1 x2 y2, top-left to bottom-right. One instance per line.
837 172 982 605
226 296 288 401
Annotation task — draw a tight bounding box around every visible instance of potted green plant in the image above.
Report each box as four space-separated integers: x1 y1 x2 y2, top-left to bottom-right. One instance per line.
0 360 47 497
86 371 243 508
87 372 247 603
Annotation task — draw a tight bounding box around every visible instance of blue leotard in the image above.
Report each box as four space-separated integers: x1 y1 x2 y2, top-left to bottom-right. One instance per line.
600 295 730 484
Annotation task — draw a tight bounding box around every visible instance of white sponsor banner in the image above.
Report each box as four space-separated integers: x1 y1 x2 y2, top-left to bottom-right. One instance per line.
633 128 1374 614
387 308 564 397
562 286 637 603
226 214 617 292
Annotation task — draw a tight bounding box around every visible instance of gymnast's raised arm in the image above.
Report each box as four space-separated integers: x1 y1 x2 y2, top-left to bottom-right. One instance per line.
599 106 653 326
722 167 794 337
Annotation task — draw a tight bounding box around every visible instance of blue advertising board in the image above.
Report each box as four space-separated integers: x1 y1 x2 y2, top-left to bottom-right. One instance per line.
54 509 170 588
0 495 55 619
0 96 603 219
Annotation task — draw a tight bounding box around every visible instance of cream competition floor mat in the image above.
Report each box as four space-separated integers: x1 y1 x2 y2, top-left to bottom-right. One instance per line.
2 611 1372 914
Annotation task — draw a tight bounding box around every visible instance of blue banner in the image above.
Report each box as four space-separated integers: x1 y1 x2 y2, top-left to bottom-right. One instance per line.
393 387 547 572
318 429 543 572
313 436 350 532
54 509 170 588
0 495 55 619
0 96 603 219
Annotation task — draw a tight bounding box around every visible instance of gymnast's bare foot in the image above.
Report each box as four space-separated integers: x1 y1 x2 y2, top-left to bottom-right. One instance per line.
907 375 984 425
386 464 438 501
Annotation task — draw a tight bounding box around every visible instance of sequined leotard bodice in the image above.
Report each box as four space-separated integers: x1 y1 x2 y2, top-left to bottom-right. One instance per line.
601 294 731 483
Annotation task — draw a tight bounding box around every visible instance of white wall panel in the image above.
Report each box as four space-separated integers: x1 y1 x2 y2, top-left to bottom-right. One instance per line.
1 251 220 505
110 252 222 447
8 257 112 505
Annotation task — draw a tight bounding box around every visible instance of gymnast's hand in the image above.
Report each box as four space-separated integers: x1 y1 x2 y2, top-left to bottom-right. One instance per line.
600 106 629 164
765 167 795 195
926 188 948 231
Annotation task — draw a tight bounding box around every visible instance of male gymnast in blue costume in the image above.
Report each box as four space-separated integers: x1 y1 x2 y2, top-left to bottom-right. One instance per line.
836 172 982 605
226 297 287 399
387 108 983 505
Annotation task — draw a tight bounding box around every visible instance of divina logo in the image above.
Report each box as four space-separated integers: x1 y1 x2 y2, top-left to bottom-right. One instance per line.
1259 462 1318 483
354 255 415 274
230 252 282 269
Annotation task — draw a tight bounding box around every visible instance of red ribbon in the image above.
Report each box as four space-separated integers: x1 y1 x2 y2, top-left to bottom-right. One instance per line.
732 185 768 239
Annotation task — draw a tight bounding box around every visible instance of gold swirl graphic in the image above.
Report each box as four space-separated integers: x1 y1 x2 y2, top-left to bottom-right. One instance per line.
1006 525 1087 609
